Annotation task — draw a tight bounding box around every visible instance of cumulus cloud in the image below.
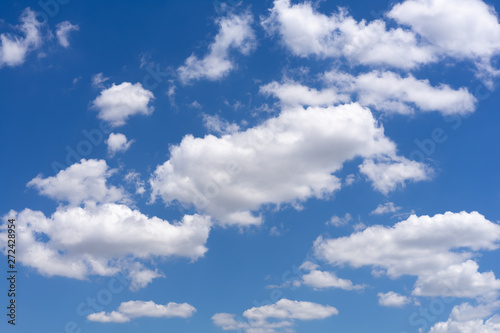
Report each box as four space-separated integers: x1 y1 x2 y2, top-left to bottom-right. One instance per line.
88 300 196 323
87 311 130 323
260 80 350 107
107 133 134 156
377 291 411 308
388 0 500 84
2 160 212 290
212 299 338 332
370 202 402 215
450 301 500 322
55 21 79 48
302 270 363 290
324 70 477 115
178 12 255 83
429 315 500 333
314 211 500 298
413 260 500 298
359 157 431 194
261 0 435 68
0 205 211 289
92 82 155 126
263 71 477 116
0 8 44 67
27 159 127 206
262 0 500 82
150 103 430 226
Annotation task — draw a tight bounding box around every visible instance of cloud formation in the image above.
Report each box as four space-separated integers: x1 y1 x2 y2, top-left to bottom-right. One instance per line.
178 12 255 83
151 103 430 226
107 133 134 156
2 160 212 290
92 82 155 126
55 21 79 48
314 211 500 298
88 300 196 323
0 8 43 67
212 298 338 333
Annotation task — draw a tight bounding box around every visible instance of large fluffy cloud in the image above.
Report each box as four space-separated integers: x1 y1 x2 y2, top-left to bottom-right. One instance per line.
388 0 500 82
88 300 196 323
92 82 155 127
262 0 500 80
212 299 337 333
413 260 500 298
314 211 500 298
0 8 43 67
2 160 212 290
261 0 435 68
150 103 430 226
1 204 211 289
178 12 255 83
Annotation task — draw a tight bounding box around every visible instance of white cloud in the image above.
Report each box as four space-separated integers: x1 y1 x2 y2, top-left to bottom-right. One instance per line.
327 213 352 226
299 261 319 271
107 133 134 156
27 159 127 206
302 270 363 290
150 103 429 226
261 0 435 69
260 80 349 107
91 73 109 88
344 174 356 186
213 299 338 332
55 21 79 48
377 291 410 308
167 80 176 107
2 160 212 289
429 315 500 333
88 300 196 323
263 71 476 116
359 157 431 194
124 171 146 195
262 0 500 82
450 301 500 322
87 311 130 323
413 260 500 298
202 114 240 135
314 211 500 298
178 12 255 83
0 8 43 67
430 301 500 332
92 82 155 126
370 202 402 215
388 0 500 83
0 204 211 289
127 266 163 291
324 70 477 115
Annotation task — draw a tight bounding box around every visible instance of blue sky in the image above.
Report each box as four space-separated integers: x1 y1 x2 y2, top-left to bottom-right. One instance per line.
1 0 500 332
